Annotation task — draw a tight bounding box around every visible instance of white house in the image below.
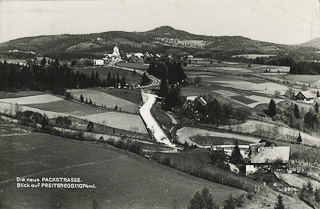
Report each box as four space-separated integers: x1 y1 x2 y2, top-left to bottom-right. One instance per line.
94 59 104 66
295 91 315 103
245 146 290 176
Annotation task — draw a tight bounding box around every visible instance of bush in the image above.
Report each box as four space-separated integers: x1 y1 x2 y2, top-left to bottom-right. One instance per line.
128 142 142 155
106 138 115 146
52 86 66 95
161 157 171 166
114 140 125 149
84 59 94 66
65 92 73 99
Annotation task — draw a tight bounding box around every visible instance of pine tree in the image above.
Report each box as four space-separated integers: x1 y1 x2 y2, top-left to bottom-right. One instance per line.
159 78 168 98
297 132 302 144
315 102 319 113
294 104 300 119
267 99 277 117
121 76 126 88
274 194 285 209
80 94 84 102
41 56 47 66
315 188 320 203
230 139 242 164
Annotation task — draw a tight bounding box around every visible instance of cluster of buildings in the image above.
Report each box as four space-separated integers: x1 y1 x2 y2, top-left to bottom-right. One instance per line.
93 45 162 66
210 140 290 176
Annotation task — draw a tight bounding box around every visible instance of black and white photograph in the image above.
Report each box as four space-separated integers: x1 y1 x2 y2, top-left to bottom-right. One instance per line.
0 0 320 208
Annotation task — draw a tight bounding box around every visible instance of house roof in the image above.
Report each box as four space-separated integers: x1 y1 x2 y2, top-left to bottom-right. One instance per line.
186 96 198 101
251 146 290 164
298 91 315 99
197 97 207 106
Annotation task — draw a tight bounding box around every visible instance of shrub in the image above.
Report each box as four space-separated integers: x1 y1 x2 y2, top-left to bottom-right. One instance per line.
65 92 73 99
106 138 115 146
161 157 171 166
114 140 125 149
128 142 142 155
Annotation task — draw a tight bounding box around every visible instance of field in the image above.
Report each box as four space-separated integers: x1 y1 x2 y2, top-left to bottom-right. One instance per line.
176 127 261 147
219 120 320 147
75 66 142 85
91 88 142 104
275 74 320 85
26 100 109 117
68 89 138 113
0 94 63 105
0 91 44 99
274 173 320 189
231 95 256 105
0 131 243 209
210 81 288 96
229 95 284 108
81 112 147 134
0 93 146 133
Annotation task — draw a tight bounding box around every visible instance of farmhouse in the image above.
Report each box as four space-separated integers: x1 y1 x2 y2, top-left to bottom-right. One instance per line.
246 146 290 176
295 91 315 103
185 96 207 107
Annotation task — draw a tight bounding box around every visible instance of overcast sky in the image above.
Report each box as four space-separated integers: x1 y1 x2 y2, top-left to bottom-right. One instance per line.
0 0 319 45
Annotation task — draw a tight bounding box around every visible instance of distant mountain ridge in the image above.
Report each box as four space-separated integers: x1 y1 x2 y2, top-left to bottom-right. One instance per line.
300 37 320 49
0 26 316 58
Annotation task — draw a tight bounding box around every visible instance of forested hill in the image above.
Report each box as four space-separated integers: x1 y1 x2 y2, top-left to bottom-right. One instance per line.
0 26 293 58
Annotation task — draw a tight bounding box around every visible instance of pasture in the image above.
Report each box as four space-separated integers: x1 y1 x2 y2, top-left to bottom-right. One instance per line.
68 89 138 113
0 94 63 105
92 88 142 104
176 127 261 146
274 173 320 190
275 74 320 85
210 80 288 96
0 132 243 209
0 91 44 99
26 99 109 117
81 112 147 134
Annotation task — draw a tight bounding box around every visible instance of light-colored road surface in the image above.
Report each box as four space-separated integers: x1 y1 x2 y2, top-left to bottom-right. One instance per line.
139 91 178 149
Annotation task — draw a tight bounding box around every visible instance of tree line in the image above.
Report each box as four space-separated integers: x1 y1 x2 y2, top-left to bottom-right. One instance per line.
148 58 187 84
0 60 127 93
289 61 320 75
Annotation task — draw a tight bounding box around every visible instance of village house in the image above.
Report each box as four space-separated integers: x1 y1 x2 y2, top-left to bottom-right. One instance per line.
245 145 290 176
295 91 315 103
94 59 104 66
182 96 207 120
